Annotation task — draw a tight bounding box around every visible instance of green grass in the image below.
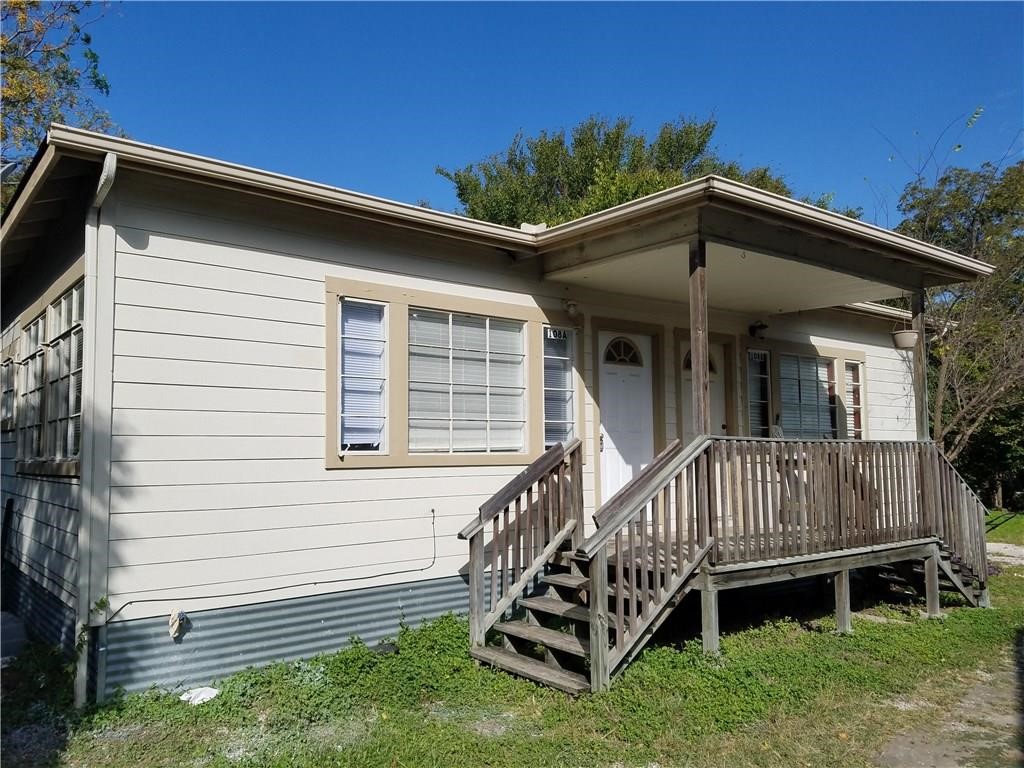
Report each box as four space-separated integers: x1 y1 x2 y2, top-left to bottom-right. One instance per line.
2 567 1021 768
986 510 1024 546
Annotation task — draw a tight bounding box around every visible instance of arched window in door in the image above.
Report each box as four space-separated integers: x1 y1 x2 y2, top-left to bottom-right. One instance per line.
604 337 643 366
683 349 717 375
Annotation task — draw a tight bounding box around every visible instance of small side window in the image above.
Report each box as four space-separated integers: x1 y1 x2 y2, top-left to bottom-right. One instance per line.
543 326 575 448
338 299 387 453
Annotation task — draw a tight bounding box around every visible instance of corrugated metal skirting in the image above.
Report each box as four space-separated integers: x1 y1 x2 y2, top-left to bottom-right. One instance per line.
2 564 76 652
102 574 478 698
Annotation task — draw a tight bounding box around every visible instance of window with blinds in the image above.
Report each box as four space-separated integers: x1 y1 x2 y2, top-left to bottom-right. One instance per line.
845 361 863 439
779 353 837 439
408 309 525 453
543 326 575 447
18 282 85 463
747 349 771 437
339 299 387 453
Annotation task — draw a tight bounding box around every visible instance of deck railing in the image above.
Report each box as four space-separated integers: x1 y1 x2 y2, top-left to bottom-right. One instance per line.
458 438 583 648
577 436 716 689
706 437 988 579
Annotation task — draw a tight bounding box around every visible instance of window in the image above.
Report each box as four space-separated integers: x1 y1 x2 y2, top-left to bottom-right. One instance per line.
18 316 47 459
1 359 15 431
747 349 771 437
338 299 387 453
845 361 863 439
543 326 575 447
408 309 525 453
604 336 642 366
779 353 837 439
17 281 85 466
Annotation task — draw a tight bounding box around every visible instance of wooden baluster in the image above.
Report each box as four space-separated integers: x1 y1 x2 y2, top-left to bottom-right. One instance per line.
588 546 610 692
795 442 808 554
628 519 638 635
718 441 731 562
767 441 779 557
752 443 763 560
651 491 662 599
684 463 695 563
615 530 625 650
639 502 649 619
662 484 673 582
513 497 522 585
525 485 535 561
501 506 510 603
704 449 716 559
778 443 790 556
490 517 499 608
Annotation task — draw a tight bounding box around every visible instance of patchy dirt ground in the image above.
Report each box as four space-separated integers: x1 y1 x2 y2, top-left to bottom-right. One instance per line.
988 542 1024 568
875 642 1022 767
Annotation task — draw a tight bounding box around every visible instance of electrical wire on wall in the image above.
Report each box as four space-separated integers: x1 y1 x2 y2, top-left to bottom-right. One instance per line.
104 508 439 624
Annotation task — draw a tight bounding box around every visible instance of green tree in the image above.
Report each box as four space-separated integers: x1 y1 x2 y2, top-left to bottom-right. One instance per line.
437 115 859 227
896 161 1024 464
1 0 115 205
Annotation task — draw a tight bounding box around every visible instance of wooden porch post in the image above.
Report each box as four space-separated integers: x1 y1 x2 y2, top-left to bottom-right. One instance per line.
688 237 711 436
924 545 942 618
701 583 720 654
911 291 930 441
834 569 852 634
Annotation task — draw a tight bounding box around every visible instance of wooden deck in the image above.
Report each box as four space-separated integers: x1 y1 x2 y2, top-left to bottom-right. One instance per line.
459 436 991 694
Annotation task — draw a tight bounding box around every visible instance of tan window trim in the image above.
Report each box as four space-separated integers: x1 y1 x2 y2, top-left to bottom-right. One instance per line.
737 336 867 439
325 276 569 469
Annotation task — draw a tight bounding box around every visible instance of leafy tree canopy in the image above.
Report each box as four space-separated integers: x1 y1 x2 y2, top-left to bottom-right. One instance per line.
437 115 860 227
1 0 115 204
896 160 1024 465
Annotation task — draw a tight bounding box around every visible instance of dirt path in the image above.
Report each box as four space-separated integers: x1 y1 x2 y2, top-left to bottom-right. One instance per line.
988 542 1024 567
875 641 1022 767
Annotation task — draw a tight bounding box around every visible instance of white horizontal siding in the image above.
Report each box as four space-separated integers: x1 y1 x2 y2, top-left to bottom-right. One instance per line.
111 409 325 437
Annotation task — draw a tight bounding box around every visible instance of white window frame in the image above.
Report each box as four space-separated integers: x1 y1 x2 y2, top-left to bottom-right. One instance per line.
844 360 864 440
746 348 771 437
542 325 576 448
1 357 16 432
338 297 389 455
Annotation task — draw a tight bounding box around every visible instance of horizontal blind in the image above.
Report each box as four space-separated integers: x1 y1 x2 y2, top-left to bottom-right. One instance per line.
409 309 524 453
339 299 386 452
543 326 574 447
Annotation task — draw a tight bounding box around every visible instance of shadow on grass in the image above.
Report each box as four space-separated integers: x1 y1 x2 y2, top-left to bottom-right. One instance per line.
986 510 1022 534
0 641 74 768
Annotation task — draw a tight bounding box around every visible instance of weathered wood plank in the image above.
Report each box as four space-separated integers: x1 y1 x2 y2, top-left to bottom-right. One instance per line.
835 568 852 634
589 546 610 691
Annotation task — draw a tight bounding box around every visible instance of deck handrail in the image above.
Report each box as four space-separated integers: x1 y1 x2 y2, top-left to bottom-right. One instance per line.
459 437 585 648
579 435 713 559
458 438 581 540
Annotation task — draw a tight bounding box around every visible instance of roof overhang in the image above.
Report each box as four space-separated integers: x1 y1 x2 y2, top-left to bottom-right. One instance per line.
2 126 995 308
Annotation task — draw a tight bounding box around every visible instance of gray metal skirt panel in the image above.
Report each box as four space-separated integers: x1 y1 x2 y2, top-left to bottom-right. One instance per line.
101 574 477 698
2 565 77 653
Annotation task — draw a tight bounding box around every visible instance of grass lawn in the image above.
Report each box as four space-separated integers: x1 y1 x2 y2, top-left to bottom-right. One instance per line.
987 509 1024 546
3 567 1022 767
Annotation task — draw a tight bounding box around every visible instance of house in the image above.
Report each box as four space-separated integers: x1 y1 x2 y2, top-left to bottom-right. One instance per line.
0 126 993 702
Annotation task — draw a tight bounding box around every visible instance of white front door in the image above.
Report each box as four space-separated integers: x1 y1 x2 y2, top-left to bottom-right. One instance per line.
681 342 727 444
599 331 655 503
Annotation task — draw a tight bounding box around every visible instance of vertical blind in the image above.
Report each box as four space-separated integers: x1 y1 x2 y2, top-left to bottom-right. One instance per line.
339 299 387 452
779 354 837 439
543 327 574 447
408 309 525 453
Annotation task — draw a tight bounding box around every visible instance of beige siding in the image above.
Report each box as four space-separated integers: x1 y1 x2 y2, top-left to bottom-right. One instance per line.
104 175 919 620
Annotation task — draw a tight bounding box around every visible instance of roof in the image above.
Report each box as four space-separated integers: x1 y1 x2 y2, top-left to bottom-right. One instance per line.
1 125 995 290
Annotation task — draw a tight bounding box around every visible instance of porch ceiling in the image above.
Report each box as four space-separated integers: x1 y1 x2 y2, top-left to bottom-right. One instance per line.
546 240 906 314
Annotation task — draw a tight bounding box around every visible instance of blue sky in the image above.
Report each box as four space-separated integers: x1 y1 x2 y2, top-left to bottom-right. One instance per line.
91 2 1022 226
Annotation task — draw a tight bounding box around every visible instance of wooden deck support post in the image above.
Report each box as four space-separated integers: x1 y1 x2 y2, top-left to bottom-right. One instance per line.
911 291 930 442
701 585 720 654
834 569 852 634
588 547 610 692
688 235 711 436
468 531 486 648
924 547 941 618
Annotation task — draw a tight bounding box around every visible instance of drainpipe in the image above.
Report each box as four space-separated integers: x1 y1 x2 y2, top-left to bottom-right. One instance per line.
74 152 117 707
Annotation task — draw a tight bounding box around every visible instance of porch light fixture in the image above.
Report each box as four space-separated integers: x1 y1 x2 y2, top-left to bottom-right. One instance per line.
748 321 768 339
